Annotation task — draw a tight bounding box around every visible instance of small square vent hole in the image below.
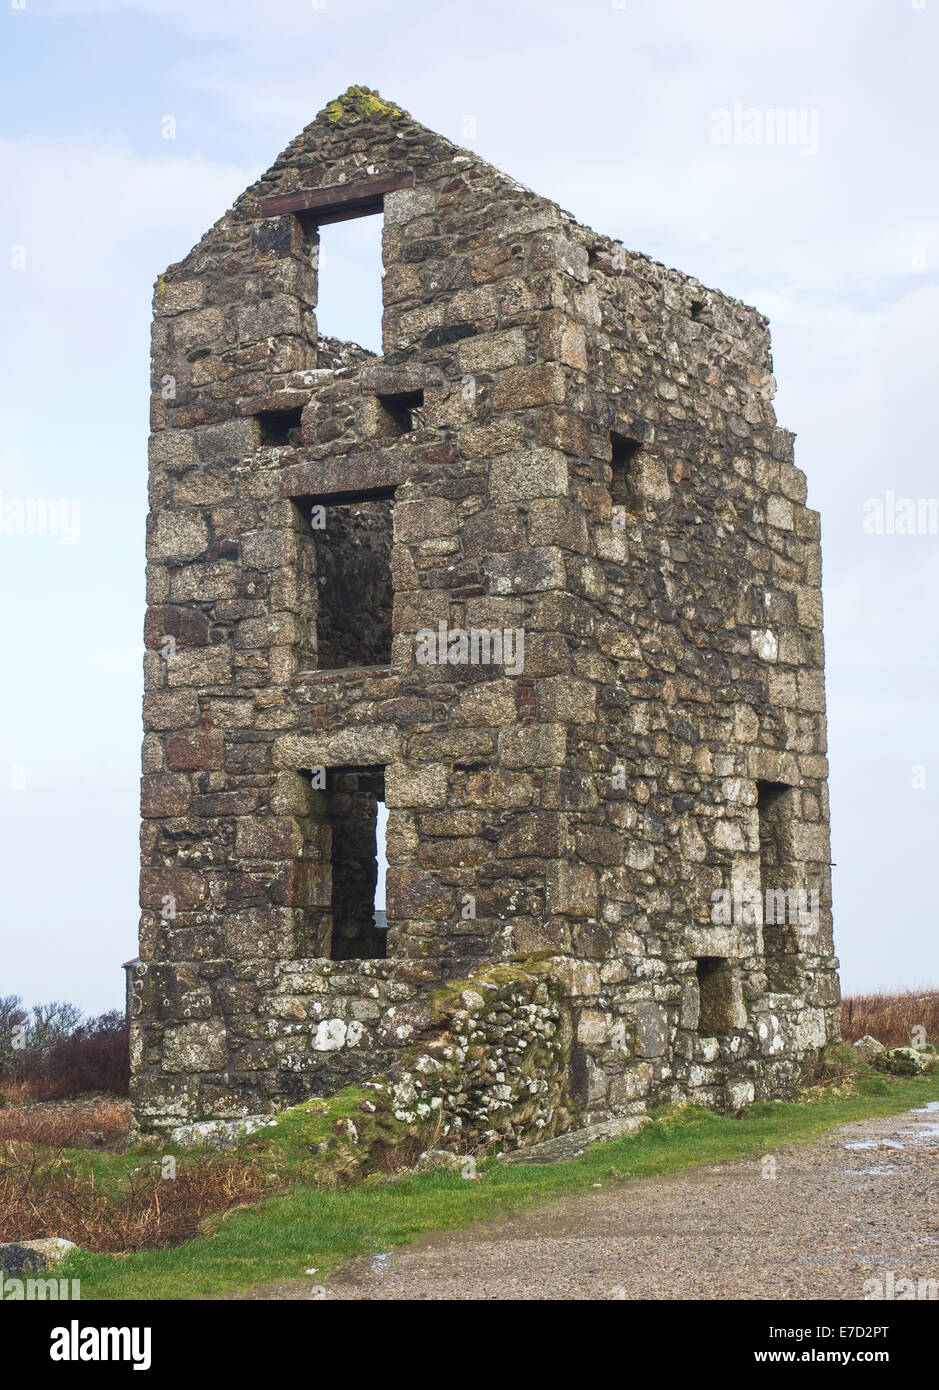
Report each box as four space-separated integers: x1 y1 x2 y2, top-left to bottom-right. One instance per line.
257 408 304 446
377 390 424 437
610 430 641 506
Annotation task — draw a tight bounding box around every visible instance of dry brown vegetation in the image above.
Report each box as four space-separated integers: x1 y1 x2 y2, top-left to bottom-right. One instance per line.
840 989 939 1047
0 1137 279 1252
0 1098 131 1148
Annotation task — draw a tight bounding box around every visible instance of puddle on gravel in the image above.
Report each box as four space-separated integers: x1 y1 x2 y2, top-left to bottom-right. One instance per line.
905 1101 939 1139
844 1102 939 1155
370 1253 391 1274
845 1165 898 1175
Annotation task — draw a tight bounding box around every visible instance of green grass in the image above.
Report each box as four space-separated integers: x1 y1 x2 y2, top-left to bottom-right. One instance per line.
61 1063 939 1300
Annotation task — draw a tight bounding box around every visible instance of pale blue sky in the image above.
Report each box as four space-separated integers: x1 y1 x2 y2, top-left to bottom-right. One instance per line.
1 0 936 1013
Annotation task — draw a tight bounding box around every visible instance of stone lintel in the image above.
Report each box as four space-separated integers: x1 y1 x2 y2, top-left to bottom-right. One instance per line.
280 452 402 503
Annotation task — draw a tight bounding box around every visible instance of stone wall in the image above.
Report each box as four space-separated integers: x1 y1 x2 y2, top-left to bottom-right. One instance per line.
131 955 570 1145
133 86 839 1136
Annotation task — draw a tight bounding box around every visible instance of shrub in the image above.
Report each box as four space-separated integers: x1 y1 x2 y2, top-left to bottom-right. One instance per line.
0 1009 129 1102
0 995 83 1074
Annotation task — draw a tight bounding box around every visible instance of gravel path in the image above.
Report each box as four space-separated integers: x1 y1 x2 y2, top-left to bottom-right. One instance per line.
239 1101 939 1300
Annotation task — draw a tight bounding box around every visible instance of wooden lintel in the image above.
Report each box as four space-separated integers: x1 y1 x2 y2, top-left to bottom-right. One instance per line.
260 173 414 222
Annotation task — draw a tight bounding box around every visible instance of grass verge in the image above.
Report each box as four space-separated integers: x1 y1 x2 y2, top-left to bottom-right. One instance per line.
59 1057 939 1300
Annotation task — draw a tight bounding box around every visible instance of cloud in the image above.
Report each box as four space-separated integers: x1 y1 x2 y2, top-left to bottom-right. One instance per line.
0 136 256 460
0 136 253 285
4 0 937 1003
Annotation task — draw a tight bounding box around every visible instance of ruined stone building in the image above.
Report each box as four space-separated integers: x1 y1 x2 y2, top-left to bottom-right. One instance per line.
132 88 839 1140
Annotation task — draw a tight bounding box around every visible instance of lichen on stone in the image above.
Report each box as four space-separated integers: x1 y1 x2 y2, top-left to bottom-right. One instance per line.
873 1045 937 1076
323 86 403 124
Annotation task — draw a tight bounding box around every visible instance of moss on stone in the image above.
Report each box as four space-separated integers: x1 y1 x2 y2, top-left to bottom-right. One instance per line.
244 1082 426 1185
323 86 403 124
873 1046 937 1077
428 956 562 1022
